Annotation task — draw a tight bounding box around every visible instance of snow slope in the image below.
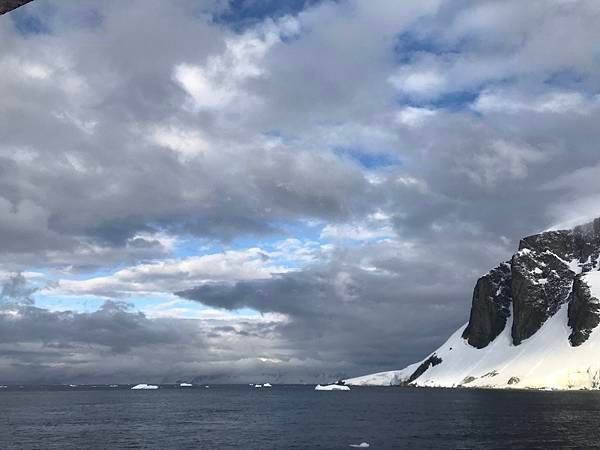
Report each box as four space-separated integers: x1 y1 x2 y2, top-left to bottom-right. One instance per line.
346 272 600 390
343 362 422 386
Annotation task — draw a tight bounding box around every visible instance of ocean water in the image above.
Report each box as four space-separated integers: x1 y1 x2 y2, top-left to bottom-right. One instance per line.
1 385 600 449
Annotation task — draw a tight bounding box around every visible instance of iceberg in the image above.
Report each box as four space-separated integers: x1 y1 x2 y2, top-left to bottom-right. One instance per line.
254 384 262 388
263 382 272 387
349 443 370 448
131 383 159 390
179 383 193 387
315 384 350 391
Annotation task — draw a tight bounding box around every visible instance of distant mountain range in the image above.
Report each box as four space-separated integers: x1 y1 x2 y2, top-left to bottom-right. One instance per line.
346 218 600 390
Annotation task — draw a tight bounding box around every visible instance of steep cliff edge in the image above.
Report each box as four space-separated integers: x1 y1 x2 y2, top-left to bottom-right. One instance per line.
345 218 600 390
461 263 511 349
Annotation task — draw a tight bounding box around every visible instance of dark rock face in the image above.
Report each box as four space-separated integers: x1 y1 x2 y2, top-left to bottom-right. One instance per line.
461 217 600 348
399 218 600 385
462 263 512 348
511 219 600 345
510 244 576 345
507 377 520 385
568 275 600 346
395 218 600 386
405 354 442 385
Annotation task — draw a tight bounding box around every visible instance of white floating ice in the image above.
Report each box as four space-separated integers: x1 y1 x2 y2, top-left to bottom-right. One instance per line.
349 443 370 448
131 383 159 390
314 384 350 391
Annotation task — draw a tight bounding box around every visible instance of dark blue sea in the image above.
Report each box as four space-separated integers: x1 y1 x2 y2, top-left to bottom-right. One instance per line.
1 384 599 449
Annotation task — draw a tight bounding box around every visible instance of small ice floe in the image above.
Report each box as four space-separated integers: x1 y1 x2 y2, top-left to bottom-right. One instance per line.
109 384 119 388
0 385 7 389
349 443 370 448
179 383 193 387
204 385 210 388
314 384 351 391
263 383 273 388
131 383 159 390
68 384 77 388
254 384 263 388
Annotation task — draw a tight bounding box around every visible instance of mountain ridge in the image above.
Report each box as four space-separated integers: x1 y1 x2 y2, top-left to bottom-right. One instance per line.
345 218 600 390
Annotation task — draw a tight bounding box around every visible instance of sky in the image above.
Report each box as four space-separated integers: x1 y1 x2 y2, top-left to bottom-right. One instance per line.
2 0 600 384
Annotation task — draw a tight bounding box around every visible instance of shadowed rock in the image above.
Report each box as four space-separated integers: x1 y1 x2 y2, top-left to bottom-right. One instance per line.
462 263 512 348
461 217 600 348
568 275 600 346
511 219 600 345
510 243 575 345
405 354 442 385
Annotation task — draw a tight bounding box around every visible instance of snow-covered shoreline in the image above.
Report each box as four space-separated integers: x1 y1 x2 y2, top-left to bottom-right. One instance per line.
346 303 600 390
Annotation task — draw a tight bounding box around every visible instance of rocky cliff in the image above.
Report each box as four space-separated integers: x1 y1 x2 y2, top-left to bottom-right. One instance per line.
345 218 600 390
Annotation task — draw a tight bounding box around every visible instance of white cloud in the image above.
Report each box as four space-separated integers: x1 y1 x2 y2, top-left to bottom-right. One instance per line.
395 176 429 194
173 16 300 112
270 238 322 264
173 63 235 110
21 62 52 80
321 211 395 241
473 90 595 114
150 125 210 161
395 106 437 127
389 70 446 98
46 248 289 298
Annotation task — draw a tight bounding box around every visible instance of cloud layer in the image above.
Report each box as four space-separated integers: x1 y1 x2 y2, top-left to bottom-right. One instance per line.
2 0 600 383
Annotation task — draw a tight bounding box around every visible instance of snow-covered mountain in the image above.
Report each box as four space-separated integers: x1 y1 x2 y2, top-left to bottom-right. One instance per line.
345 218 600 390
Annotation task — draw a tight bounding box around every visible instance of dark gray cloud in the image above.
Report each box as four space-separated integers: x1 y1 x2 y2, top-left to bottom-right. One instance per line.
0 275 296 384
177 236 509 375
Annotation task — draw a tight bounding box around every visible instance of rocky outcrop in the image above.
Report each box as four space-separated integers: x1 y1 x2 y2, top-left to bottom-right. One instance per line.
572 218 600 270
568 275 600 346
347 218 600 389
463 218 600 347
404 354 442 385
510 243 576 345
511 219 600 345
462 263 511 348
